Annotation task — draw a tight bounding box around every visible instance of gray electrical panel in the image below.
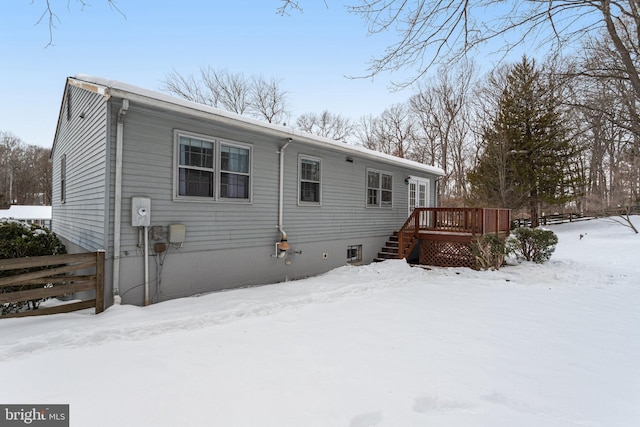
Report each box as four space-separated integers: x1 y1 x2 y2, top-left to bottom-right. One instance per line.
131 197 151 227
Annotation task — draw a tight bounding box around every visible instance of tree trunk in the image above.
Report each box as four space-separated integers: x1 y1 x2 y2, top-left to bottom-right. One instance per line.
529 191 540 228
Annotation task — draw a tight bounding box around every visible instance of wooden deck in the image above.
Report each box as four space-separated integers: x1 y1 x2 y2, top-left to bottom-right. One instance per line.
396 208 511 268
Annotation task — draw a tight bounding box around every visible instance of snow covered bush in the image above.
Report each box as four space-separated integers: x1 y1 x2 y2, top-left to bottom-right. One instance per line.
0 220 66 259
471 234 506 270
507 227 558 263
0 220 67 314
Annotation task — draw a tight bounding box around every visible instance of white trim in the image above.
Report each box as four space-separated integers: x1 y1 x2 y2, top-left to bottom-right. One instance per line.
407 176 431 215
366 168 393 208
218 139 253 201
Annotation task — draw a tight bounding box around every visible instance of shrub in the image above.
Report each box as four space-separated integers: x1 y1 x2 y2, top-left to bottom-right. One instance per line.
1 220 67 315
506 227 558 263
471 234 506 270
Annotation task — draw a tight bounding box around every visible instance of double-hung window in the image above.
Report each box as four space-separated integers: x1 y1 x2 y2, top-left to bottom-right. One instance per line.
220 144 250 199
299 155 321 205
367 169 393 207
178 135 215 198
175 132 251 201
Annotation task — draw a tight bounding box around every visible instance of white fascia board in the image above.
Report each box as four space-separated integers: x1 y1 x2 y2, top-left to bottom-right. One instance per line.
71 75 445 177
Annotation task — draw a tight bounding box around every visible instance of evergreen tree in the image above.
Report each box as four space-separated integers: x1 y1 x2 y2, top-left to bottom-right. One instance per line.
468 57 580 227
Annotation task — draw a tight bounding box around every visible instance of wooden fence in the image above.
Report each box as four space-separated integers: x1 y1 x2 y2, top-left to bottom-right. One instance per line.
0 251 104 319
512 206 640 228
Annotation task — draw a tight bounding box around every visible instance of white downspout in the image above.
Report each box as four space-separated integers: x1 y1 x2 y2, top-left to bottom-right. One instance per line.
112 99 129 304
143 225 149 306
274 138 291 257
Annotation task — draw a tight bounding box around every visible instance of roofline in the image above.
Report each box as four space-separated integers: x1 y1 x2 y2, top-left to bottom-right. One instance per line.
67 75 445 176
51 79 71 158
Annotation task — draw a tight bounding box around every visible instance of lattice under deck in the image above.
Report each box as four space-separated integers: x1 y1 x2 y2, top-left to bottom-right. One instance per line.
419 240 475 268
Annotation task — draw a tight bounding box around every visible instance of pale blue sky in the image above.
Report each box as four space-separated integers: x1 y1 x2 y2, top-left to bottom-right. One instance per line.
1 1 426 148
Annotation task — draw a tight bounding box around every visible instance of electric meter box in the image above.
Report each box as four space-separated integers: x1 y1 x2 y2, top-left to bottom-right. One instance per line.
168 224 186 244
131 197 151 227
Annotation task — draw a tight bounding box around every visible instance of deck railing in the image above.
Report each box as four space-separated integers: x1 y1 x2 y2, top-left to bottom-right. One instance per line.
397 208 511 259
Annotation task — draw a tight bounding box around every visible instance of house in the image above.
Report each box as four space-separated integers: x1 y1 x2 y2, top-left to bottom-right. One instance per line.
51 75 444 307
0 205 52 229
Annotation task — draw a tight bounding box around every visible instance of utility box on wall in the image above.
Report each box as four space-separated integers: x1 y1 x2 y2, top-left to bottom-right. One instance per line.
131 197 151 227
168 224 186 244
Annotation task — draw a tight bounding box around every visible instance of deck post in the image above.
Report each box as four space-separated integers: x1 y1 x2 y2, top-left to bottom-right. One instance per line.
95 250 105 314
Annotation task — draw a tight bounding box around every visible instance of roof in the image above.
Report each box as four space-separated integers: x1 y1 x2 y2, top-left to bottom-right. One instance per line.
0 205 52 220
64 74 445 177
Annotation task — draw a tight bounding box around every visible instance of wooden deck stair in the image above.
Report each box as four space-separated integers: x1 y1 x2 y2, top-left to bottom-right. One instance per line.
373 232 399 262
374 208 511 267
373 231 418 262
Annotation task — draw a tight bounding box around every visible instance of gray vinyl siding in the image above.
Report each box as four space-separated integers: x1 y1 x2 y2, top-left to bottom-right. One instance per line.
107 100 439 260
107 103 283 256
53 78 441 306
51 84 108 252
284 146 408 242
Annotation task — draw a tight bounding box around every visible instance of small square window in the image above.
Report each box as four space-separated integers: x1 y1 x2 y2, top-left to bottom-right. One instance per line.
347 245 362 264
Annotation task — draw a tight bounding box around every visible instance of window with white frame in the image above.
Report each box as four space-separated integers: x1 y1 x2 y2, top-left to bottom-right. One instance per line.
175 132 251 201
367 169 393 207
299 155 321 204
220 143 250 199
178 135 215 198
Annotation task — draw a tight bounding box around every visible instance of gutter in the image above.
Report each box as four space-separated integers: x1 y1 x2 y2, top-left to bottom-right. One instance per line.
96 86 444 178
112 99 129 304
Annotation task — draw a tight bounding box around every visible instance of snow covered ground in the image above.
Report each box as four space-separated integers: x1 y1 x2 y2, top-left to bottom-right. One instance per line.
1 218 639 427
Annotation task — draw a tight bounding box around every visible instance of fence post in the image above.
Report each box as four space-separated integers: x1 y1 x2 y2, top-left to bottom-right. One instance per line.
95 250 105 314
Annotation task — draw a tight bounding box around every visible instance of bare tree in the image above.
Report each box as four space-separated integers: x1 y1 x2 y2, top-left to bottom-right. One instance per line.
296 111 353 140
162 67 290 123
355 104 416 158
410 64 475 202
279 1 640 96
200 67 251 115
0 132 51 206
0 132 21 207
32 0 125 46
251 77 290 124
354 114 380 150
564 30 640 210
162 70 213 106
